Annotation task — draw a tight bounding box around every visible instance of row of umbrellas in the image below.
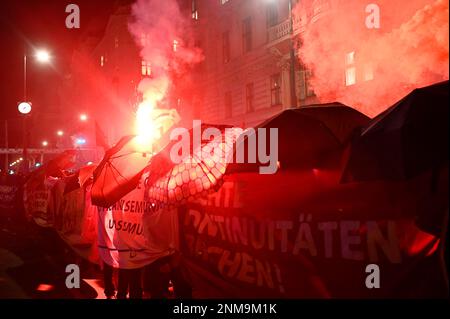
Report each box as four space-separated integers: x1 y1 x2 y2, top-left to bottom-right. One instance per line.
89 80 448 209
343 80 448 182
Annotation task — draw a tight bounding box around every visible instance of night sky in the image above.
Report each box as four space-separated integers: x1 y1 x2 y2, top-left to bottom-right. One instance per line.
0 0 129 147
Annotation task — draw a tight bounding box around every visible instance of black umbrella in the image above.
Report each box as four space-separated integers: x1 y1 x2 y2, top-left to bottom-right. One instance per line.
227 102 370 173
342 80 449 183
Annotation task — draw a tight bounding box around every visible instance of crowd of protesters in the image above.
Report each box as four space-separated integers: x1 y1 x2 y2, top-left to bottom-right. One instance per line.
0 170 192 299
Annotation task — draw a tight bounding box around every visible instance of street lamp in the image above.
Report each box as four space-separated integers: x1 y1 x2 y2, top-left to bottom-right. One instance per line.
79 114 88 122
23 49 51 102
20 48 52 173
42 140 48 147
36 50 51 63
56 130 64 148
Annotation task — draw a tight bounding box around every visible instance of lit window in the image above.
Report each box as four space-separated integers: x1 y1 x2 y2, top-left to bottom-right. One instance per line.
114 37 119 48
271 74 282 106
141 60 151 77
192 0 199 20
345 51 356 86
246 83 254 113
345 67 356 86
221 0 230 4
346 51 355 65
173 40 179 52
225 92 232 118
100 55 105 67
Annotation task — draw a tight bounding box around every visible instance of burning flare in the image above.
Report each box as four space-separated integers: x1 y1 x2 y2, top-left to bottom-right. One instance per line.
134 100 180 153
129 0 203 152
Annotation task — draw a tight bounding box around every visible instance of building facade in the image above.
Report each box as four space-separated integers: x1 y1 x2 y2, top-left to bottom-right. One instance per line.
188 0 319 128
63 0 334 143
61 4 141 145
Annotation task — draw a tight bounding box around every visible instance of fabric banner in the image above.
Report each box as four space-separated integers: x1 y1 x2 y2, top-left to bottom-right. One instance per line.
179 169 448 298
50 179 99 264
0 175 19 211
97 173 175 269
23 176 58 228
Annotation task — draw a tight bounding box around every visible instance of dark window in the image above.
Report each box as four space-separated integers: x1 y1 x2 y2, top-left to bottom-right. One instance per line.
242 17 252 53
225 92 232 118
246 83 254 113
222 31 230 64
267 3 278 27
271 74 282 106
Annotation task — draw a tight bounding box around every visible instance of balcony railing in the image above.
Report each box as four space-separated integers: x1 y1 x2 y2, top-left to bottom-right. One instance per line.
267 1 331 45
267 15 304 44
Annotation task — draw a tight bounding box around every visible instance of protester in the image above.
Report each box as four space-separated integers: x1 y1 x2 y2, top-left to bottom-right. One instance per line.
96 173 153 299
117 267 143 299
144 252 192 298
102 263 117 299
141 204 192 299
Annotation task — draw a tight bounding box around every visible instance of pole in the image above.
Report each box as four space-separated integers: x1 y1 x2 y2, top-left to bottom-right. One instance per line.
22 54 29 174
289 0 298 108
22 117 29 174
24 55 27 101
4 120 8 173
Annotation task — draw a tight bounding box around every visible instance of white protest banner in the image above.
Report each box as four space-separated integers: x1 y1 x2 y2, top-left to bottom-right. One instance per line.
97 173 168 269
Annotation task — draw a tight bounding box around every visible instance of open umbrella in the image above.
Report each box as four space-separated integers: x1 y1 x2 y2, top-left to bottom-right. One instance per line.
62 163 98 195
145 124 241 208
342 81 449 183
227 102 370 173
91 136 150 207
24 149 77 190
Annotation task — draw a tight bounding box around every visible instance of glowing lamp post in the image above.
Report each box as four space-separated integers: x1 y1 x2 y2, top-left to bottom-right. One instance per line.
35 50 51 63
18 102 32 173
80 114 88 122
20 48 52 173
23 49 51 102
56 130 64 148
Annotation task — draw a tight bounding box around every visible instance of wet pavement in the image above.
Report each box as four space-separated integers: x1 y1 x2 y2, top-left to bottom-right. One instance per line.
0 212 103 299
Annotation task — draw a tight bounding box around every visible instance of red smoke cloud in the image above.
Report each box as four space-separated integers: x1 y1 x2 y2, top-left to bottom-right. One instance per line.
128 0 203 107
295 0 449 116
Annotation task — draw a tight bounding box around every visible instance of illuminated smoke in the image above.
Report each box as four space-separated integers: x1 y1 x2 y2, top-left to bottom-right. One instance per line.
128 0 203 147
295 0 449 116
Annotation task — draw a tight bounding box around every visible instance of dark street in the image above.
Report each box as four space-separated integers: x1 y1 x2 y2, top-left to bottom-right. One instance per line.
0 213 101 299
